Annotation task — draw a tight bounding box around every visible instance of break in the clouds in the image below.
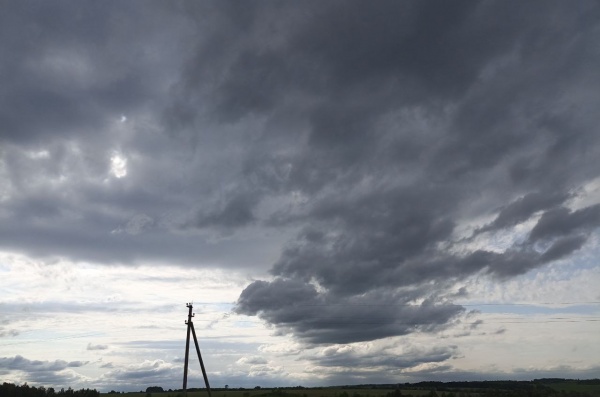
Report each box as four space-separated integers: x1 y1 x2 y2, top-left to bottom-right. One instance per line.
1 0 600 389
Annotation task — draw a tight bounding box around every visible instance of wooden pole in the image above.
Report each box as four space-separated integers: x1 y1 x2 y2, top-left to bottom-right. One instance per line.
182 303 193 396
182 303 212 397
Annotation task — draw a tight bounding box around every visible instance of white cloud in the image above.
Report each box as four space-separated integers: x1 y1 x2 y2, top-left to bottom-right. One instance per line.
236 356 268 365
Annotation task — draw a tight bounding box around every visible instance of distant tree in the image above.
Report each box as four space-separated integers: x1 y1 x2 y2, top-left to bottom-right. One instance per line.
0 383 98 397
147 387 164 393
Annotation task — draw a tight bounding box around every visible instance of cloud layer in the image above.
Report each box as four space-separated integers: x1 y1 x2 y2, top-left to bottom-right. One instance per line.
1 0 599 389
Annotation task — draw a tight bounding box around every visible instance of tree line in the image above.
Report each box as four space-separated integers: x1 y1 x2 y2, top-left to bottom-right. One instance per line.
0 383 100 397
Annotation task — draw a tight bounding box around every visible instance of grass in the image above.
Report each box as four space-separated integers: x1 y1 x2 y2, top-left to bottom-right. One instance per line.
101 381 600 397
542 383 600 397
104 389 429 397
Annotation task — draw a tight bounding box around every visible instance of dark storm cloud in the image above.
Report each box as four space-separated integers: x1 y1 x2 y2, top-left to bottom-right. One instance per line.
528 205 600 242
191 192 261 229
228 0 600 344
478 192 571 233
0 2 177 144
538 235 588 263
0 1 248 267
236 279 464 344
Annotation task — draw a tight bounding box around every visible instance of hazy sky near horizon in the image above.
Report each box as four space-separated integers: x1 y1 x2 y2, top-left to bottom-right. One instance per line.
1 0 600 391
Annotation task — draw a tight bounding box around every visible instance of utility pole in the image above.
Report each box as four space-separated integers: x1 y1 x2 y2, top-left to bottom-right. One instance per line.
182 303 212 397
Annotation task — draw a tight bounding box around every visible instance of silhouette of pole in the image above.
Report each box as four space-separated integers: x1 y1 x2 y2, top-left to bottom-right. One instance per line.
182 303 212 397
182 303 193 396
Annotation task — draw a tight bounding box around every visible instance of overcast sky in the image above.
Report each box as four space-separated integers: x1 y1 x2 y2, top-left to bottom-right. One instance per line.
1 0 600 392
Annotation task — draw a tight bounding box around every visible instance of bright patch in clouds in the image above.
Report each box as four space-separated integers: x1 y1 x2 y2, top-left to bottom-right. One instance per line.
110 153 128 178
27 150 50 159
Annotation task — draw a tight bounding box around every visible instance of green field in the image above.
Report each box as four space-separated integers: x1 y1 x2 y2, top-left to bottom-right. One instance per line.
104 389 433 397
101 381 600 397
542 383 600 397
105 389 403 397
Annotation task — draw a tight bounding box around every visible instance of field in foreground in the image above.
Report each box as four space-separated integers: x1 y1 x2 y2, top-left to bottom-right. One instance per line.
101 380 600 397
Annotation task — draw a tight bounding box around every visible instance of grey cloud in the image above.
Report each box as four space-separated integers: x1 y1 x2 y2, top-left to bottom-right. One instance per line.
87 343 109 351
200 0 511 121
0 326 19 338
269 185 458 294
0 2 174 144
0 207 277 268
451 240 586 279
529 205 600 242
291 1 502 98
396 365 600 383
470 250 540 279
1 0 597 273
0 355 87 372
539 235 589 263
237 225 593 344
67 361 88 368
478 192 570 233
235 279 319 316
192 193 260 229
0 355 89 387
98 360 180 391
214 50 289 122
248 364 286 378
469 320 484 330
236 193 592 342
308 345 456 370
236 279 464 344
0 1 259 267
115 214 155 236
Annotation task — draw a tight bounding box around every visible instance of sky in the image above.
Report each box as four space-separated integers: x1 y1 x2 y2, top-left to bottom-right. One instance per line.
1 0 600 392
